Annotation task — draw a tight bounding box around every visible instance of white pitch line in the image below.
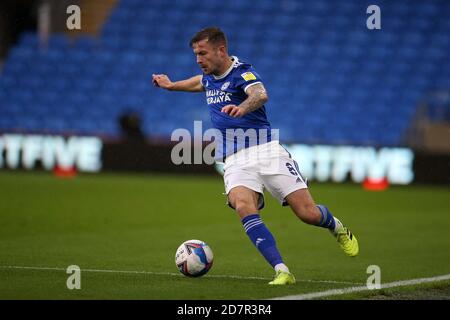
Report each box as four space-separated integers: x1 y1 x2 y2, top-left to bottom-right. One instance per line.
270 273 450 300
0 265 361 285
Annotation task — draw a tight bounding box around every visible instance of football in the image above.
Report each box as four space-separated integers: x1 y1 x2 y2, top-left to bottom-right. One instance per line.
175 239 213 277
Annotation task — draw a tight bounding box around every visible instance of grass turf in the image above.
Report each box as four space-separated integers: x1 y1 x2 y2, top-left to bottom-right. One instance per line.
0 171 449 299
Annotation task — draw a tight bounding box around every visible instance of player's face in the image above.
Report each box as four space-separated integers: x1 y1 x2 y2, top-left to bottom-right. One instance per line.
192 40 225 75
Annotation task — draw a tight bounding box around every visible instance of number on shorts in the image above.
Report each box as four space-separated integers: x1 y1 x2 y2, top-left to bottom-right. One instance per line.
286 161 306 183
285 162 298 176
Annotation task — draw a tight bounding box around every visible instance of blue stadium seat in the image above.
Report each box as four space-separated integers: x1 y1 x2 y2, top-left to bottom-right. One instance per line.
0 0 449 144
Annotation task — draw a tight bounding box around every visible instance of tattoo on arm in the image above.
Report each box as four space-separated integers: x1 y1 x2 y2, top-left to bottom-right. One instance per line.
239 84 269 115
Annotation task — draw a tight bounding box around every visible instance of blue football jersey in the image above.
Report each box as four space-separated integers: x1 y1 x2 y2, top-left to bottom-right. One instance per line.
201 56 273 161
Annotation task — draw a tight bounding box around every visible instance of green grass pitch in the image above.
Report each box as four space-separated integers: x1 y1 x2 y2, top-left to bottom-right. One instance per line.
0 171 449 299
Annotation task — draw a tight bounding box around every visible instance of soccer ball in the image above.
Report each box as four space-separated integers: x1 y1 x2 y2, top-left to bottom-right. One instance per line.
175 239 213 277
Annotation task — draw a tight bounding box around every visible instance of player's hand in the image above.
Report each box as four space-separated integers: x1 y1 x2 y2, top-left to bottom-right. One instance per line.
221 105 245 118
152 74 174 90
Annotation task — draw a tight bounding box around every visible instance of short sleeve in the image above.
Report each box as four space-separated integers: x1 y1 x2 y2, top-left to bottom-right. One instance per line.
234 67 263 93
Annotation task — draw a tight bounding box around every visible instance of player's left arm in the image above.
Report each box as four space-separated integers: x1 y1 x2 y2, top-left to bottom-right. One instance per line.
221 83 268 118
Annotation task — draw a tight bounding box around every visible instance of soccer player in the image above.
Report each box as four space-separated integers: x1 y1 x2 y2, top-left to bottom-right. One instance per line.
152 27 359 285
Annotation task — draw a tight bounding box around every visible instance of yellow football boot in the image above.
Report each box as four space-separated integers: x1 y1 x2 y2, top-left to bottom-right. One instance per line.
336 224 359 257
268 270 296 285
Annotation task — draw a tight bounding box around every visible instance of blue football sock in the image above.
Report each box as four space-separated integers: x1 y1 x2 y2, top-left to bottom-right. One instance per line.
241 214 284 268
316 205 336 230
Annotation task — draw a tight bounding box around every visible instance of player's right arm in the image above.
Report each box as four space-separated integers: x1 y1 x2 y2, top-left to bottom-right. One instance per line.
152 74 204 92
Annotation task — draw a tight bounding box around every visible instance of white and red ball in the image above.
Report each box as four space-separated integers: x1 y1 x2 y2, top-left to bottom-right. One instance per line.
175 240 213 277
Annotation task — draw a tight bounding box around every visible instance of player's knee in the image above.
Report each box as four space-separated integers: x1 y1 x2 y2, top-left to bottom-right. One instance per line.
228 188 259 218
234 198 258 217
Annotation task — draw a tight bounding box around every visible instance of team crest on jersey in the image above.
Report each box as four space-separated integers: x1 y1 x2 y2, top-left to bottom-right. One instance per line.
221 81 230 91
241 72 256 81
